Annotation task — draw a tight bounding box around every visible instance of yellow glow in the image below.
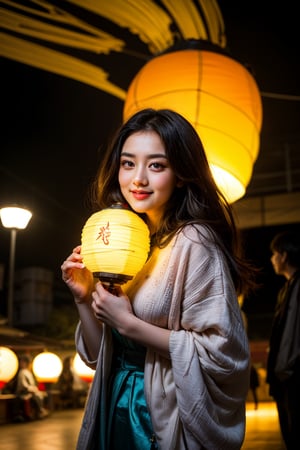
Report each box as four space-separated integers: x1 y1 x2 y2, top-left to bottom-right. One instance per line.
81 206 150 283
0 346 19 383
124 49 263 203
32 352 63 383
73 353 95 383
210 165 245 202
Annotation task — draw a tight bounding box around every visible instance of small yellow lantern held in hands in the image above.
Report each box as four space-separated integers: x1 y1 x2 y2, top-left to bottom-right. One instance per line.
81 204 150 290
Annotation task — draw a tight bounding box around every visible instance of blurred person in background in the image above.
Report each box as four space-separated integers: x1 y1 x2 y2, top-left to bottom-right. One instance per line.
15 354 49 420
249 365 259 410
57 356 88 408
267 230 300 449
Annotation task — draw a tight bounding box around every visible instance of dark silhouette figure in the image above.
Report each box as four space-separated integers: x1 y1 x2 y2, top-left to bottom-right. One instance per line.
249 365 259 410
267 231 300 450
57 356 75 408
56 356 88 409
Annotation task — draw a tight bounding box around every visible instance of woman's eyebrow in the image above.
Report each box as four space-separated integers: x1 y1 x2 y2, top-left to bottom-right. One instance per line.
121 151 167 159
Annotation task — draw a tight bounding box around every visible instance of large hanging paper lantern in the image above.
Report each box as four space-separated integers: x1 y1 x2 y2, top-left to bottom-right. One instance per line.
0 346 19 390
124 47 263 203
81 204 150 289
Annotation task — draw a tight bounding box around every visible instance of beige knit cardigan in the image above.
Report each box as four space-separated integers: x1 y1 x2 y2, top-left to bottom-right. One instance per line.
75 224 250 450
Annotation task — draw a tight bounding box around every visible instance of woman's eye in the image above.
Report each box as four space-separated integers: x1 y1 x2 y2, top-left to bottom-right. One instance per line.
120 160 134 168
150 162 165 170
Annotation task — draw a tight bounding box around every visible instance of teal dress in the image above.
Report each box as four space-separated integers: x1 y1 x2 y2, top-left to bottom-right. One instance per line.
106 329 157 450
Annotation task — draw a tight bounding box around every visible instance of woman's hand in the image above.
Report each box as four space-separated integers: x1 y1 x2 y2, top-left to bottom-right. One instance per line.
91 283 134 333
61 245 95 303
92 282 171 357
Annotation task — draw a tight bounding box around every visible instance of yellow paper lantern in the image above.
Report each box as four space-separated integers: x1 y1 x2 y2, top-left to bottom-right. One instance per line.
73 353 95 383
32 351 63 383
0 346 19 389
124 48 263 203
81 204 150 288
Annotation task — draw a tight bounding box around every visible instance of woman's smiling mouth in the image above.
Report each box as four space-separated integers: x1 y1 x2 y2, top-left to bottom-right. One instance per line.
131 190 152 200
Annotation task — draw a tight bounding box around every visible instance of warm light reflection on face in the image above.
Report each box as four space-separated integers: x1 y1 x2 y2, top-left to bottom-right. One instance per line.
118 131 178 231
270 250 286 275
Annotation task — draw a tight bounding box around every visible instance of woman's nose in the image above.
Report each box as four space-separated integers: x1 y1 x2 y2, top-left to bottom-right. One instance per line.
133 169 148 186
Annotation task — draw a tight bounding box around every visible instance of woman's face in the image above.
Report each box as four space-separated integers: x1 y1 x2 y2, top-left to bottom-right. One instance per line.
118 130 179 231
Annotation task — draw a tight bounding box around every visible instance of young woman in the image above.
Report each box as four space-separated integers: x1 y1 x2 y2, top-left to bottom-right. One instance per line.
61 109 254 450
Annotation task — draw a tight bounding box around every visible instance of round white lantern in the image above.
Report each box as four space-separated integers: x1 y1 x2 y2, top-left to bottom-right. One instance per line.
32 351 63 383
0 346 19 389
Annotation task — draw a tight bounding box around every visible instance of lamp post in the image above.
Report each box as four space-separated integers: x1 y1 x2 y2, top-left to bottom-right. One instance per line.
0 206 32 327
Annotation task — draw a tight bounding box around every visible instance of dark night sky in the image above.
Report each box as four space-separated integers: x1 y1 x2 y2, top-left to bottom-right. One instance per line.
1 1 300 335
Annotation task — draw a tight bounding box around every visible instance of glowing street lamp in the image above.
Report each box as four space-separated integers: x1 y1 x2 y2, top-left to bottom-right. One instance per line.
0 206 32 327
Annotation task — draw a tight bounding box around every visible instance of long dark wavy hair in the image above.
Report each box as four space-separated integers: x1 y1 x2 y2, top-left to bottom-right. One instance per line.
91 108 257 296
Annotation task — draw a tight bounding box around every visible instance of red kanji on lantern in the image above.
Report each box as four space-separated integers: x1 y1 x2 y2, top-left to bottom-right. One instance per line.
96 222 111 245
